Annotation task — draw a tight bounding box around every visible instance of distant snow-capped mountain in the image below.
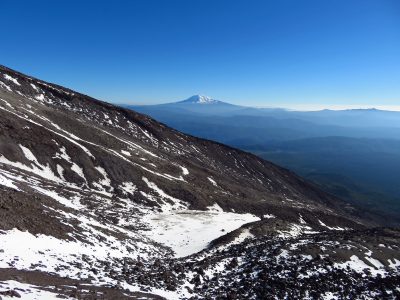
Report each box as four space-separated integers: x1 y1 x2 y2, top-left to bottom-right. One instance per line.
125 95 244 116
178 95 221 104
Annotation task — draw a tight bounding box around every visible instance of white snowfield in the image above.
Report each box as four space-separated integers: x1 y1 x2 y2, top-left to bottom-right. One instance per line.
143 210 260 258
140 176 260 257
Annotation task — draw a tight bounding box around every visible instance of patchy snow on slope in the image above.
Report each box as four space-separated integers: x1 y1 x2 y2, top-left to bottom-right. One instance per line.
227 228 254 247
53 146 72 163
35 94 45 101
95 166 111 187
276 249 290 261
299 214 306 224
3 74 20 86
0 145 62 183
0 81 12 92
207 177 218 187
365 256 384 269
121 149 131 156
263 214 275 219
0 228 146 280
30 185 84 210
142 210 260 258
142 176 185 211
56 164 65 180
0 173 20 191
180 165 189 175
0 183 167 284
334 255 387 276
20 144 39 162
388 258 400 269
318 220 346 231
277 223 319 238
71 163 87 182
0 280 74 300
119 182 137 195
18 109 95 158
321 292 339 300
30 83 39 92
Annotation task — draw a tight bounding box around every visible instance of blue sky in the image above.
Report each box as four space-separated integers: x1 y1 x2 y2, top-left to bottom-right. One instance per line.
1 0 400 109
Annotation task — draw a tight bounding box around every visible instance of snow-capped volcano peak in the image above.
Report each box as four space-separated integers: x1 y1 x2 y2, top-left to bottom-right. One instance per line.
180 95 220 104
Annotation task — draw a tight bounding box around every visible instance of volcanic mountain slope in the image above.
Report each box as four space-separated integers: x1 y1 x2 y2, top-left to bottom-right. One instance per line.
0 65 398 299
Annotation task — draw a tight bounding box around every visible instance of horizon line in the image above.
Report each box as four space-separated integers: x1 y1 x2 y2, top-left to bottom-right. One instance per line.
119 100 400 112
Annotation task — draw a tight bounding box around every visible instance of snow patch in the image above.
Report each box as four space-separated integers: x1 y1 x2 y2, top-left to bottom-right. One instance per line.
120 182 137 195
30 83 39 92
95 166 111 187
263 214 275 219
35 94 45 101
121 149 131 156
318 220 346 231
365 256 384 269
71 163 86 183
180 166 189 175
0 280 74 300
54 146 72 163
142 210 260 257
227 228 254 246
0 145 62 183
0 173 20 191
30 185 83 210
142 176 185 211
0 81 12 92
208 177 218 187
207 203 223 212
3 74 20 86
334 255 387 276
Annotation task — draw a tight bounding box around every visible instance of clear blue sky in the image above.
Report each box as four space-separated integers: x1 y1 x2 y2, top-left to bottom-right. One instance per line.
1 0 400 109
